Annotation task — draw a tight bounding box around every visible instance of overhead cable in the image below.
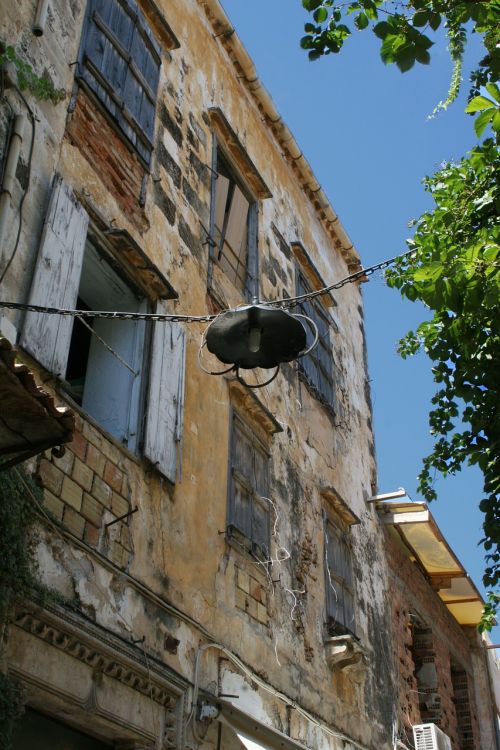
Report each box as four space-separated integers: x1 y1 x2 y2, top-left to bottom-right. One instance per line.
0 248 416 323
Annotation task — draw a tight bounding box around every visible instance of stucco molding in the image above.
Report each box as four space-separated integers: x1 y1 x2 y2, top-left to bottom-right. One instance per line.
8 599 188 748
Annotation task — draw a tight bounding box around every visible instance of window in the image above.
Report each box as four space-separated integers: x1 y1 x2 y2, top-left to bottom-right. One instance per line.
227 413 269 557
211 146 258 299
296 272 335 409
78 0 161 164
65 242 148 452
324 513 355 636
21 176 185 483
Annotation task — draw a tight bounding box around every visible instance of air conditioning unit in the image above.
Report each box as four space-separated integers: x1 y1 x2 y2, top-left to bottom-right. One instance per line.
413 723 452 750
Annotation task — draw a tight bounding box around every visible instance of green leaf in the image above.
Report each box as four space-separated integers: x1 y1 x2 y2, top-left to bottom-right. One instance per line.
493 110 500 133
313 6 328 23
373 21 389 39
354 11 369 29
304 23 317 33
412 10 429 27
395 47 416 72
413 261 443 282
415 48 431 65
485 82 500 104
465 95 496 113
302 0 323 10
428 12 441 30
474 109 494 138
300 35 315 49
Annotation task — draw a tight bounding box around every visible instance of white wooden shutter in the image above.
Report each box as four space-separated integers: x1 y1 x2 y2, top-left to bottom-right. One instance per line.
144 304 186 482
21 175 89 375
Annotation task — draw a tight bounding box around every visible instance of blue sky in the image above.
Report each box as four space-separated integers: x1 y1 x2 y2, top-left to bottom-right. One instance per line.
220 0 498 639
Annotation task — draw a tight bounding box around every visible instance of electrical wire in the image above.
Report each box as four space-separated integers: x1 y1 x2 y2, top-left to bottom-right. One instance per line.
0 248 417 322
188 642 370 750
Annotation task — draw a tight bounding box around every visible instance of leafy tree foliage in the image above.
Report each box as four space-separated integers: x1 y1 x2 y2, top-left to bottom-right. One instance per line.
301 0 500 624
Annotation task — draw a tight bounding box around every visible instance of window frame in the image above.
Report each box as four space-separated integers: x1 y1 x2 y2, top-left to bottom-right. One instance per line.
226 410 270 559
295 270 336 411
324 511 356 637
21 176 185 482
77 0 162 166
63 238 152 454
209 136 259 301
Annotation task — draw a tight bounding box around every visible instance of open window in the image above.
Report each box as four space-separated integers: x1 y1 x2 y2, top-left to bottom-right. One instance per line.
65 242 148 452
21 175 185 482
211 147 257 298
227 412 270 558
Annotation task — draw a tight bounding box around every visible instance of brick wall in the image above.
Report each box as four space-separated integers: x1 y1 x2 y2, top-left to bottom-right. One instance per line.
235 566 269 626
65 87 149 233
386 530 480 750
38 413 134 570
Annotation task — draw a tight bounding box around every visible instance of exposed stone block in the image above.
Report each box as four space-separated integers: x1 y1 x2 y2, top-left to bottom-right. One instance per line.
92 475 112 507
61 475 83 511
178 215 204 262
86 443 106 477
63 506 85 539
38 459 63 496
84 521 100 547
68 431 87 461
237 568 250 594
159 102 183 147
72 457 93 492
235 588 247 612
104 461 124 493
111 492 129 518
153 181 176 225
53 447 75 475
43 490 64 522
257 604 268 625
81 493 104 526
157 143 181 189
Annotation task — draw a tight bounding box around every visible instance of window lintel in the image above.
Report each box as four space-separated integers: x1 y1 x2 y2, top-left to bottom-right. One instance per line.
138 0 180 51
227 378 283 438
78 195 177 301
208 108 272 200
321 486 360 526
292 241 336 308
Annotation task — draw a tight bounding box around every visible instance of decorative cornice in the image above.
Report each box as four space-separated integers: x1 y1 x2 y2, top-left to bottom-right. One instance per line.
14 600 187 709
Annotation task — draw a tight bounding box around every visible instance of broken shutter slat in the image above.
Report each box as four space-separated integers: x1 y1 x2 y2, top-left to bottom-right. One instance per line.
144 305 185 482
21 175 89 376
224 185 249 260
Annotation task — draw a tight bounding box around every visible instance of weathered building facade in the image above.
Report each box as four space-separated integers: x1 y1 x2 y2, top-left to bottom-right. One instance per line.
0 1 393 748
380 500 500 750
0 2 497 750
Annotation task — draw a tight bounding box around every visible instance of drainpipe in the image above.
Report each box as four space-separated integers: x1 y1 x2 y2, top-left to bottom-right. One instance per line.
0 114 26 256
33 0 50 36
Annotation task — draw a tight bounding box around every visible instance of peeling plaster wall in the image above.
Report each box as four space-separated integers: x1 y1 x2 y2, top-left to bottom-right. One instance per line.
2 1 394 748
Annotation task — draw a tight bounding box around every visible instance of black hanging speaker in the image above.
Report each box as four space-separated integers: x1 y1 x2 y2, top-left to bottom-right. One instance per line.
206 304 307 370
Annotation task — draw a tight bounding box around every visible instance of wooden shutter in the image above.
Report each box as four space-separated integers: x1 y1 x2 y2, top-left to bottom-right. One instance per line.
214 174 230 238
144 305 186 482
79 0 160 163
21 176 89 375
224 185 249 261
